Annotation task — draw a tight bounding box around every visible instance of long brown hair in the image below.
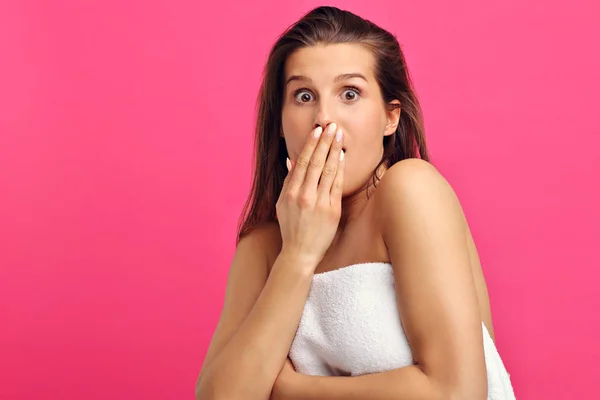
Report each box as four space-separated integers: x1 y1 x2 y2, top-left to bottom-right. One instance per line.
237 6 430 242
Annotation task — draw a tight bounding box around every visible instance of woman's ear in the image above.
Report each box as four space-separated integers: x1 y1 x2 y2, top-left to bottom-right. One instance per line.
384 100 401 136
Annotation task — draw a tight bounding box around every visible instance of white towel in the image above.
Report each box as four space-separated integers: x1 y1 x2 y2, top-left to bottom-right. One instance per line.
289 262 516 399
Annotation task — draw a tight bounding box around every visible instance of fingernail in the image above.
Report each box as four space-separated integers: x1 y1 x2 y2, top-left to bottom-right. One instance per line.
327 123 337 135
335 128 343 142
339 150 345 162
314 126 323 138
286 157 291 171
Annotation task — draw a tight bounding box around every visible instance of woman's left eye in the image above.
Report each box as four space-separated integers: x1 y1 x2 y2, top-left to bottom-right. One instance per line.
342 87 360 101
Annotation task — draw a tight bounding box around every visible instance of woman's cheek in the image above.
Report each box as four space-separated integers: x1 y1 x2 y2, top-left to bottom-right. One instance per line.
286 140 302 162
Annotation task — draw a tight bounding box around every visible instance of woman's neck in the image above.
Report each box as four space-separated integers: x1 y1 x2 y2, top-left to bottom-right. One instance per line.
339 164 387 228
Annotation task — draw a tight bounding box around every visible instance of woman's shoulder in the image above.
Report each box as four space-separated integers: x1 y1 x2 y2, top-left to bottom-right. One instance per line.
238 221 282 272
377 158 445 192
373 158 460 230
374 158 451 204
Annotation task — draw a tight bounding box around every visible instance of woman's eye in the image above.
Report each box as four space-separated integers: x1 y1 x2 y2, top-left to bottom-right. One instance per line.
295 91 314 103
342 88 360 101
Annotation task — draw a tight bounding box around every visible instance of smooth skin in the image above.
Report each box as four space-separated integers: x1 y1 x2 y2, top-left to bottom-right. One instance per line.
196 43 494 400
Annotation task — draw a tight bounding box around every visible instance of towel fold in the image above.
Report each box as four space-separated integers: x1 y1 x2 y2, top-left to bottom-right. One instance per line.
289 262 516 399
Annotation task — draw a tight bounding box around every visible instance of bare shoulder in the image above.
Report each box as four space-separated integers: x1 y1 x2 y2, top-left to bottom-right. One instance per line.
239 221 282 273
376 158 449 197
374 158 462 230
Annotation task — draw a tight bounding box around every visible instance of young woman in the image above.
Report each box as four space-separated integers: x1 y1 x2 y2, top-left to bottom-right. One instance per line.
196 6 515 400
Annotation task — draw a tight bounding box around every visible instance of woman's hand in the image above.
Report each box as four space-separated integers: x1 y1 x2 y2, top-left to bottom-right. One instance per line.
276 122 345 269
271 358 300 400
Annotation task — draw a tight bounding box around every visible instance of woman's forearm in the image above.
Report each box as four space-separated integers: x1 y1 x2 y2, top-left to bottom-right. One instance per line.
197 252 316 400
288 365 445 400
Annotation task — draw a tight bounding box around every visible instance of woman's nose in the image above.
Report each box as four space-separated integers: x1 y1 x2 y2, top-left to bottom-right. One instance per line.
314 100 334 130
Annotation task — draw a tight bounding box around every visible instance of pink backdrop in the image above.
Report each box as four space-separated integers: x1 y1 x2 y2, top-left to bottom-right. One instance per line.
1 1 599 399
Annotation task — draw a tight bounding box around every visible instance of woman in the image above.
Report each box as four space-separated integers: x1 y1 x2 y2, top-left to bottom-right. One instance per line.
196 6 515 400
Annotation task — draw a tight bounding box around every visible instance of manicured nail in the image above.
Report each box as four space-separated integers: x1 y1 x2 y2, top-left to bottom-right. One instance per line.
339 150 345 161
335 128 343 142
327 123 337 135
286 157 291 171
314 126 323 138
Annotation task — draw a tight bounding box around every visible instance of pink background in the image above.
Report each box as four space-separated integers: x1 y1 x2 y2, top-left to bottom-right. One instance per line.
1 0 599 399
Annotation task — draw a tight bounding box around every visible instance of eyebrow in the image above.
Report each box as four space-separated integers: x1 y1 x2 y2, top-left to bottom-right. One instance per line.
285 73 368 87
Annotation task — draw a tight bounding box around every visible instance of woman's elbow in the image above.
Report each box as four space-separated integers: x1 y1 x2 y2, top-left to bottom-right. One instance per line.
195 369 229 400
195 373 217 400
195 370 265 400
445 381 487 400
427 371 487 400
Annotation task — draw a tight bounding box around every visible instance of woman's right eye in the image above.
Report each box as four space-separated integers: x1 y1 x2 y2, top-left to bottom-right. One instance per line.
294 90 314 103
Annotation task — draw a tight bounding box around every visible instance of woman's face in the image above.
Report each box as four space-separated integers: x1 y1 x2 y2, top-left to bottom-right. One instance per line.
281 43 399 195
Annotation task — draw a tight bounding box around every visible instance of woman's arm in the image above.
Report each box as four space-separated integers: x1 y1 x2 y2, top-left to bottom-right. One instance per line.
274 159 488 400
273 362 441 400
198 123 346 400
196 224 316 400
